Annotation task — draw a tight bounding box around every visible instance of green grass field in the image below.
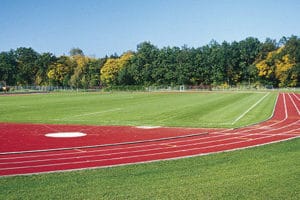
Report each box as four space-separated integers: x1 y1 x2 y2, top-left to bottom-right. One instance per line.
1 91 299 199
0 91 277 128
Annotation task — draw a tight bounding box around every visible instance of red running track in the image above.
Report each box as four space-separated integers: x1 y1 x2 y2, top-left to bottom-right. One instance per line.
0 93 299 176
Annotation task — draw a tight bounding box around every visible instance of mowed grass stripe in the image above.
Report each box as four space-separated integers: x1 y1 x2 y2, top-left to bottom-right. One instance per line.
231 92 270 124
0 92 277 128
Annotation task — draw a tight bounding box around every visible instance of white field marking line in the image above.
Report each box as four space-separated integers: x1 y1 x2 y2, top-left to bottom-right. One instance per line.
218 92 280 127
0 93 290 159
158 102 206 122
42 124 61 132
231 92 270 125
221 94 287 133
2 120 299 166
56 108 122 120
288 93 300 115
1 126 299 171
292 92 300 101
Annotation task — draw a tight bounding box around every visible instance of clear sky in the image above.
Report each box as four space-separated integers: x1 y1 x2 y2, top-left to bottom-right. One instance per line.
1 0 299 57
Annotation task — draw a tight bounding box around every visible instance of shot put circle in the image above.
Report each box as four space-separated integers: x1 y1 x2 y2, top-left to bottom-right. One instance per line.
45 132 87 138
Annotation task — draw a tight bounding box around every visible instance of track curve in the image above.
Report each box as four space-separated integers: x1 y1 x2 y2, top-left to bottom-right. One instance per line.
0 93 299 176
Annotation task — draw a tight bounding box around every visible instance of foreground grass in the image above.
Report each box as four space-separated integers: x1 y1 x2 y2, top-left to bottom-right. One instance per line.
1 138 299 199
0 91 277 128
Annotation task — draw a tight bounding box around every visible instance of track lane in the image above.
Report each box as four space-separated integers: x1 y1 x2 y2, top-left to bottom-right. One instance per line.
1 121 298 169
2 117 298 164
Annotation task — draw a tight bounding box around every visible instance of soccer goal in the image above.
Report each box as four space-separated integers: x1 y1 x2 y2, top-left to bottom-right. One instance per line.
179 85 185 92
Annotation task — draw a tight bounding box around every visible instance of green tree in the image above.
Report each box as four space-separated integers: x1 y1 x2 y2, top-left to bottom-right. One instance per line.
35 53 57 85
69 48 84 56
0 50 17 85
15 47 39 85
238 37 261 84
130 42 159 85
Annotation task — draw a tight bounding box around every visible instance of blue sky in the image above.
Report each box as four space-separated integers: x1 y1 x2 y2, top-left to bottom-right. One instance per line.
1 0 299 57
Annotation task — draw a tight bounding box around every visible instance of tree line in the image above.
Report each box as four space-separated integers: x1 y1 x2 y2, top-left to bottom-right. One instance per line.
1 35 300 88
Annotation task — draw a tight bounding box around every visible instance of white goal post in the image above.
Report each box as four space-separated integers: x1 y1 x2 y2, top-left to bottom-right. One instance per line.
179 85 185 92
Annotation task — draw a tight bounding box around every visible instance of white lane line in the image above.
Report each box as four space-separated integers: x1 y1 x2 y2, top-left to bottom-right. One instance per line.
283 93 288 120
3 135 299 178
292 93 300 101
1 127 299 171
231 93 270 125
0 128 276 161
2 120 299 166
288 93 300 115
0 132 210 155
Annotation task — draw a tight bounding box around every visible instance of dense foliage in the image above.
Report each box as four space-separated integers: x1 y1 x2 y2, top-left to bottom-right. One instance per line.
1 36 300 88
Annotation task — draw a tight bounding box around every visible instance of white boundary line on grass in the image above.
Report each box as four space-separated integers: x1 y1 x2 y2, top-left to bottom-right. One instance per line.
54 108 122 121
231 92 270 125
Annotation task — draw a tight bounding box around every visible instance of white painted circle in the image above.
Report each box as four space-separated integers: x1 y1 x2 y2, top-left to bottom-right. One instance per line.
45 132 87 138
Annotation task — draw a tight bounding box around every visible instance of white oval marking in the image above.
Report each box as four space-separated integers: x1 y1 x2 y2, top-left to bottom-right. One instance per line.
136 126 161 129
45 132 87 138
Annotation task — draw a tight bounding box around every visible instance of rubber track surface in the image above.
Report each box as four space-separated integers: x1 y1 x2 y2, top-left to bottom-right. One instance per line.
0 93 299 176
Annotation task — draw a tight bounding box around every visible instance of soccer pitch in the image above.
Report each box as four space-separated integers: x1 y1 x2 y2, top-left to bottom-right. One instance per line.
0 91 277 128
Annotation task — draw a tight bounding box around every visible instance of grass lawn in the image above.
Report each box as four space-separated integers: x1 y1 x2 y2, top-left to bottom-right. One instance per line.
0 91 277 128
0 137 299 200
1 91 298 199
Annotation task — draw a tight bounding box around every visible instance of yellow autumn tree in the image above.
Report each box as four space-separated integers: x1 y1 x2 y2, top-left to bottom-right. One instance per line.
100 52 133 86
256 47 283 79
70 55 90 88
47 56 75 86
47 63 68 84
256 52 275 78
275 54 296 87
256 46 297 87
